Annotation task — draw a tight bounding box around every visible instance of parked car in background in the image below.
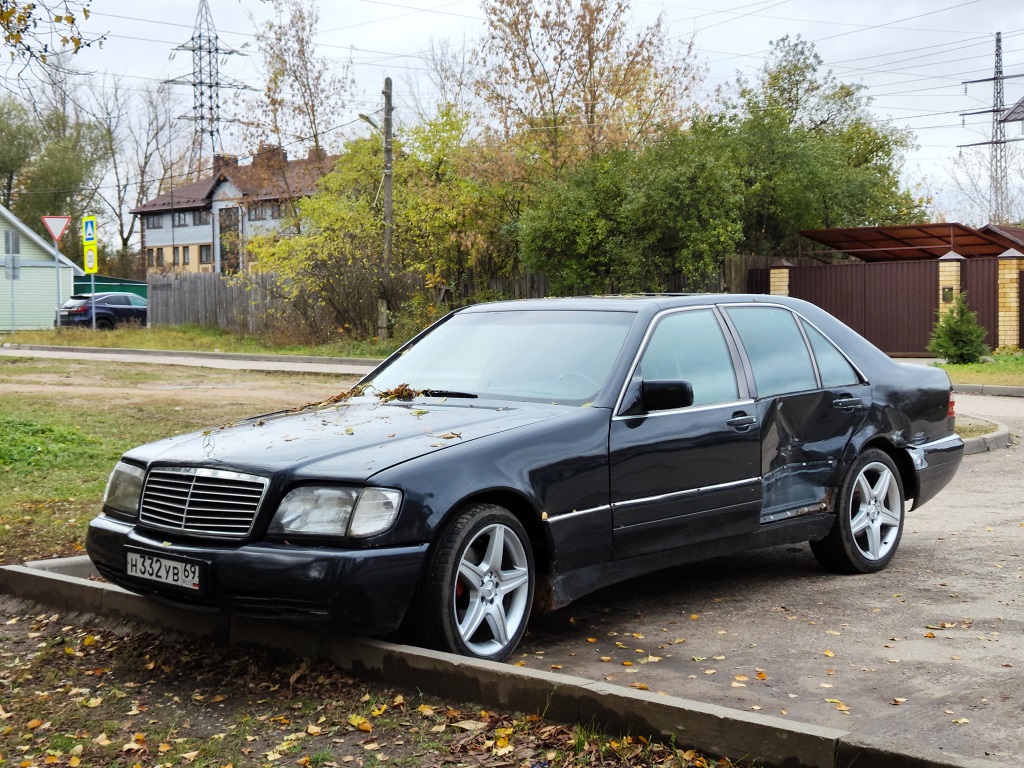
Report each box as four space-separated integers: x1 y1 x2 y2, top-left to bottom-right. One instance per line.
58 292 147 329
87 295 964 661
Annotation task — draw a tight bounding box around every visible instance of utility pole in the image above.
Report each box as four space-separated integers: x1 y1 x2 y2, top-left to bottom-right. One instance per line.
959 31 1024 224
383 76 394 279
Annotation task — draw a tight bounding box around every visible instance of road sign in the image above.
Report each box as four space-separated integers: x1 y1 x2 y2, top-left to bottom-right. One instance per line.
82 215 97 244
41 215 71 242
83 243 98 274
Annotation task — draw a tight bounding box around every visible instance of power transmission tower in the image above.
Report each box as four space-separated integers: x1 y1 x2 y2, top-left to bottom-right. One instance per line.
959 31 1024 224
166 0 247 171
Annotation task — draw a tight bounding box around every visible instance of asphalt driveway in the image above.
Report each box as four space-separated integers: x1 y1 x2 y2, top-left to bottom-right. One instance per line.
515 393 1023 765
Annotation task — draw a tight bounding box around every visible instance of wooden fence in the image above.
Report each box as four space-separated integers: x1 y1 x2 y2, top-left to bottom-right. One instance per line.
148 272 286 333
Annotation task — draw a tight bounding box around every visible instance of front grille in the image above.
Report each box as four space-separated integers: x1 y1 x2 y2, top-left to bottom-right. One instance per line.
139 466 269 539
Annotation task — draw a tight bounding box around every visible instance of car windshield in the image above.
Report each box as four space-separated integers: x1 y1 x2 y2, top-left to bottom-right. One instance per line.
366 309 636 404
62 297 90 308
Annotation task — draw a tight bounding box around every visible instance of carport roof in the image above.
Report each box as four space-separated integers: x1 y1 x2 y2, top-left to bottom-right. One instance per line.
799 223 1024 261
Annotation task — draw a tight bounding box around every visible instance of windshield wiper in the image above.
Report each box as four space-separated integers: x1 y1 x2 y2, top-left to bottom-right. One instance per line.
420 389 478 399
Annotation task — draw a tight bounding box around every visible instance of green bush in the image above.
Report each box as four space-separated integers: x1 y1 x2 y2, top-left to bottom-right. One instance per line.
928 291 989 364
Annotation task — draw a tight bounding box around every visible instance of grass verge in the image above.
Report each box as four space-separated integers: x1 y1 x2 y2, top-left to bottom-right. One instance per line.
2 325 397 361
938 352 1024 387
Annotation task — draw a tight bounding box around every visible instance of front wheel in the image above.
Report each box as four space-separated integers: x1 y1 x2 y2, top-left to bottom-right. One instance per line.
418 504 534 661
811 448 905 574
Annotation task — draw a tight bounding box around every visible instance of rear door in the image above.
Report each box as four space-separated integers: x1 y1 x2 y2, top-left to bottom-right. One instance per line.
721 305 869 524
609 307 762 560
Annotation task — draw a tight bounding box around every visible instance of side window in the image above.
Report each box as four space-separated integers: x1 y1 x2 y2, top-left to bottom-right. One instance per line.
726 306 817 397
803 321 859 387
639 310 739 407
129 295 147 307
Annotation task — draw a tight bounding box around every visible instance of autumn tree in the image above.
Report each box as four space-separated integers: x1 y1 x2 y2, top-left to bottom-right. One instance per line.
0 96 35 206
0 0 102 72
93 78 191 269
248 0 353 160
473 0 703 171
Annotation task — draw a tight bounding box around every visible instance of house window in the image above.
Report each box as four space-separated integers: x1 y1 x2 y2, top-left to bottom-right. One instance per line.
156 247 164 267
182 245 190 265
270 203 287 219
200 244 212 264
172 211 189 227
193 210 211 226
144 214 163 229
146 248 154 267
172 246 180 266
247 204 267 221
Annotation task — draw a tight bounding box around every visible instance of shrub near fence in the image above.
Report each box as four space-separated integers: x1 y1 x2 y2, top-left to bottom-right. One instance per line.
148 272 285 333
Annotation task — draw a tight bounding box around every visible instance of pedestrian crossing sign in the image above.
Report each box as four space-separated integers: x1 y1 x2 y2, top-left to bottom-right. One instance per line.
82 216 97 244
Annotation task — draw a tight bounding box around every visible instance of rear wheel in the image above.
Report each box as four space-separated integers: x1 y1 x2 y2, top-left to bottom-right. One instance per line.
418 504 534 661
95 317 113 330
811 448 905 574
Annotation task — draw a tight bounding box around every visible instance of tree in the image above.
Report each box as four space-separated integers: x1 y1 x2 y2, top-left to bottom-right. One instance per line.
0 96 35 206
928 292 989 364
248 0 353 159
1 0 102 69
92 78 190 262
472 0 702 171
518 120 743 294
726 36 928 259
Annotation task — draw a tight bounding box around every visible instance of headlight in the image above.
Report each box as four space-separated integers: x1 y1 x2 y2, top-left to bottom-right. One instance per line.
103 461 146 519
269 486 402 538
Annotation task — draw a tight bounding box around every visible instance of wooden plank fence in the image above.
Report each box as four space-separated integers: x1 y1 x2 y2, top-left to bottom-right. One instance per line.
148 272 286 333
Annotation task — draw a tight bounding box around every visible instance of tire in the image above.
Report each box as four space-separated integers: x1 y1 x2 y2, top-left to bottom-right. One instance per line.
810 448 905 574
95 317 113 330
417 504 534 661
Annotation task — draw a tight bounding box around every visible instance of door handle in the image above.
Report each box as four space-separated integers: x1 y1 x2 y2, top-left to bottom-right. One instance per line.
726 413 757 430
832 396 863 410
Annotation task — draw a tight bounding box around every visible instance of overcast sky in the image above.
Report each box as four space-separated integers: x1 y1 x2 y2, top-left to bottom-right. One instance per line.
70 0 1024 222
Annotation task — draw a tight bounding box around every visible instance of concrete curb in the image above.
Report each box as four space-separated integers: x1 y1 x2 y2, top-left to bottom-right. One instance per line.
0 343 385 369
0 558 1005 768
962 421 1013 455
954 383 1024 398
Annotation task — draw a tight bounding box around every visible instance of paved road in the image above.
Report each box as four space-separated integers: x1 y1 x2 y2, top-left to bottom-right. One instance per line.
517 398 1023 764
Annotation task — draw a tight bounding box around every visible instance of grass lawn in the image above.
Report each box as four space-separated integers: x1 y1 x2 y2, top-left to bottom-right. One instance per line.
2 325 398 361
938 353 1024 387
0 357 739 768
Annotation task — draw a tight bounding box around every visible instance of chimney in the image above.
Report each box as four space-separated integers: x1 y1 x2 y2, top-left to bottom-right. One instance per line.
213 154 238 174
254 143 287 169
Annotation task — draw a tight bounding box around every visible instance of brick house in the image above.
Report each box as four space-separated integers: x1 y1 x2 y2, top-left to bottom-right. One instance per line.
132 144 335 274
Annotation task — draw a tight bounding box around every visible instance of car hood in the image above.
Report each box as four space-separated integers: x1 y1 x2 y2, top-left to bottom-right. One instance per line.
123 397 574 482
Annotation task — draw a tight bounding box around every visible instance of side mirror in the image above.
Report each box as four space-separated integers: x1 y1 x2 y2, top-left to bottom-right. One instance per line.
641 379 694 412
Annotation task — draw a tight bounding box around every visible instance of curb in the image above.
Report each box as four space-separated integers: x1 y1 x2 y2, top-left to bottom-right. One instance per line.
0 343 385 369
0 559 1004 768
954 383 1024 398
962 421 1012 455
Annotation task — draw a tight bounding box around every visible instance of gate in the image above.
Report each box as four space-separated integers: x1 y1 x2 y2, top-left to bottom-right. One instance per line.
961 258 998 349
788 261 939 355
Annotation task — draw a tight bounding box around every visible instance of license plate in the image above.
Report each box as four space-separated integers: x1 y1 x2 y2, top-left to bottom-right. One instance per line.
126 551 202 591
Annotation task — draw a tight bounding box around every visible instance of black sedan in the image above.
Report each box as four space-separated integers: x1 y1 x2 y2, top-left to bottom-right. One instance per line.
86 295 964 661
58 292 148 329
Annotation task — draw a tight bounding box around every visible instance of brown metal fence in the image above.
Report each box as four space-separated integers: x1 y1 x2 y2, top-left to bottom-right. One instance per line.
961 258 999 349
787 261 940 355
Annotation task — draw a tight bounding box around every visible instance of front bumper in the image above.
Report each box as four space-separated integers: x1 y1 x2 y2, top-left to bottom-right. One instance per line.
86 514 428 636
906 433 965 509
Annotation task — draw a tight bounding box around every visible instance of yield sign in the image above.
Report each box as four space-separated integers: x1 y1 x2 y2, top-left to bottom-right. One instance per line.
42 215 72 242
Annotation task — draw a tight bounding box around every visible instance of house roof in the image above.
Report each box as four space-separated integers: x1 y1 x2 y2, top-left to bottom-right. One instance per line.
0 203 82 274
131 147 337 214
799 223 1024 261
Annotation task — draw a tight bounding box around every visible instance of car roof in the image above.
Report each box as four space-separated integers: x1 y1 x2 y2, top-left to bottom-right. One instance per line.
69 292 144 299
457 294 809 313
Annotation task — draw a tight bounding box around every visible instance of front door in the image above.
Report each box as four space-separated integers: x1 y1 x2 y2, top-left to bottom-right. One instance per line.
609 308 762 561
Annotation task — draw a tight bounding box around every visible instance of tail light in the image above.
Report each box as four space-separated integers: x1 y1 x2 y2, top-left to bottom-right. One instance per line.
948 392 956 419
68 306 88 315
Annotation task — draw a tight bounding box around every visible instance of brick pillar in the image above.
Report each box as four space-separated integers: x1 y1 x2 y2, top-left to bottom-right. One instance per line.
998 248 1023 350
769 259 792 297
937 251 964 312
